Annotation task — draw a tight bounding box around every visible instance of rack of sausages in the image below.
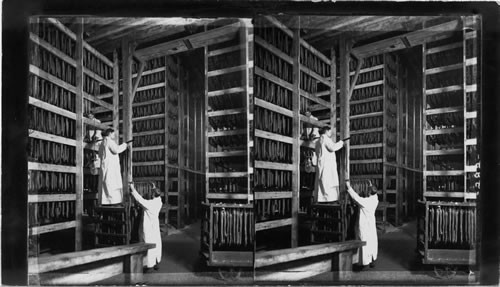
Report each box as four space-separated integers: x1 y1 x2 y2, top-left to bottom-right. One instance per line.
119 71 165 90
29 201 76 227
28 138 76 166
28 75 76 112
134 87 166 103
132 57 166 74
426 133 464 150
134 134 164 147
133 103 165 118
83 174 98 193
300 46 331 78
28 171 75 194
133 118 165 132
426 155 464 171
83 48 113 80
426 112 464 129
255 45 293 83
426 204 476 249
208 92 246 110
29 107 76 139
254 169 292 191
427 91 463 109
426 176 464 192
350 100 383 116
350 116 383 131
133 165 165 177
132 150 165 162
95 209 127 246
254 18 292 54
310 205 343 243
256 198 292 222
207 71 244 92
30 21 76 58
209 157 247 173
208 114 246 132
254 107 292 136
203 204 254 251
254 137 293 163
29 42 77 86
208 178 248 194
208 135 246 152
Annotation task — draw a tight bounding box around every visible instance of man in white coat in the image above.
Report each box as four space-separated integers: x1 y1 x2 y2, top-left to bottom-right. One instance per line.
345 180 379 270
129 183 163 272
314 126 344 202
98 128 129 205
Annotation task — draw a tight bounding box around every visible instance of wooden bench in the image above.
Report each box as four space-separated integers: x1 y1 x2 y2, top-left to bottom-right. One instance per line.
255 240 365 282
28 243 155 285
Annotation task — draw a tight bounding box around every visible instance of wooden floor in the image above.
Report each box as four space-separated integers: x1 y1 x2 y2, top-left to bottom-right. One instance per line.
98 220 477 285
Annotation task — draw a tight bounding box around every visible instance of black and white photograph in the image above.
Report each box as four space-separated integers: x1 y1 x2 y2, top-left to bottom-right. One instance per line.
2 2 499 286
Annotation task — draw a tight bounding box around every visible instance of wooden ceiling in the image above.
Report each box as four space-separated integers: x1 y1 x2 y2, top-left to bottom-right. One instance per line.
276 15 461 54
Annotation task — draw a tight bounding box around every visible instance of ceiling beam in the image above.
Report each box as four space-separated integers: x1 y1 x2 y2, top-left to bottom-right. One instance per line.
352 20 461 58
303 16 377 41
86 18 154 42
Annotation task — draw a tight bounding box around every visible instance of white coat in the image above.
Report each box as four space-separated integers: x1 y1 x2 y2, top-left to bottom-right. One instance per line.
131 190 163 268
314 136 343 202
98 138 127 205
346 185 378 266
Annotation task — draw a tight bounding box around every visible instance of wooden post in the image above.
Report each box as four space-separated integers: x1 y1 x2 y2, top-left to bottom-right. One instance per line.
330 48 337 137
291 19 301 248
178 65 185 229
164 56 169 226
339 38 351 182
331 250 353 281
240 22 252 204
204 37 209 206
113 51 120 141
74 17 84 251
124 253 144 284
122 39 135 243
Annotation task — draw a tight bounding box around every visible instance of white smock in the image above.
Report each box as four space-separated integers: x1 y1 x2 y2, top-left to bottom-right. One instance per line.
314 136 343 202
346 185 379 266
98 138 127 205
131 190 163 268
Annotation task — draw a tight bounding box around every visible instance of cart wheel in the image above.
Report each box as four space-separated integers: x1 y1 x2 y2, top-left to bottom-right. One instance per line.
218 268 242 281
434 265 457 279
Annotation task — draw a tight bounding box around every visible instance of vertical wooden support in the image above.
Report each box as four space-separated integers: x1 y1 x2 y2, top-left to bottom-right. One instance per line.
330 48 337 137
291 21 301 248
331 250 353 281
204 42 209 205
382 55 388 207
461 18 467 202
74 17 84 251
421 43 427 202
113 51 120 141
339 38 351 182
164 56 169 225
124 253 144 284
122 40 134 243
240 22 252 204
178 64 185 229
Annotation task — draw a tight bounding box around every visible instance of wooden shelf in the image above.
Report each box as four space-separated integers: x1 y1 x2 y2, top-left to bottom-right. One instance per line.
350 111 383 120
350 143 383 149
255 36 293 65
465 111 477 119
424 127 463 135
206 193 251 200
29 32 76 67
425 148 463 156
338 80 383 92
207 172 248 178
132 67 166 78
299 114 328 128
208 108 246 117
255 67 293 91
425 63 462 75
29 220 76 236
133 129 165 137
424 191 465 198
29 96 76 120
300 64 330 86
466 84 477 93
208 129 247 137
464 193 477 200
255 129 294 144
426 106 463 115
350 159 383 164
132 114 164 122
207 150 246 158
300 140 317 149
424 170 465 176
256 218 293 231
465 31 477 40
466 57 477 66
83 118 111 130
207 87 246 97
133 97 166 108
129 82 165 93
254 191 293 200
133 176 165 182
350 96 384 105
465 138 477 145
300 89 331 108
425 85 462 95
255 161 294 171
133 161 164 167
350 127 383 135
29 130 76 147
207 64 248 77
426 42 462 55
28 162 77 173
28 193 76 203
133 145 165 152
254 98 293 117
208 43 246 57
465 165 479 172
